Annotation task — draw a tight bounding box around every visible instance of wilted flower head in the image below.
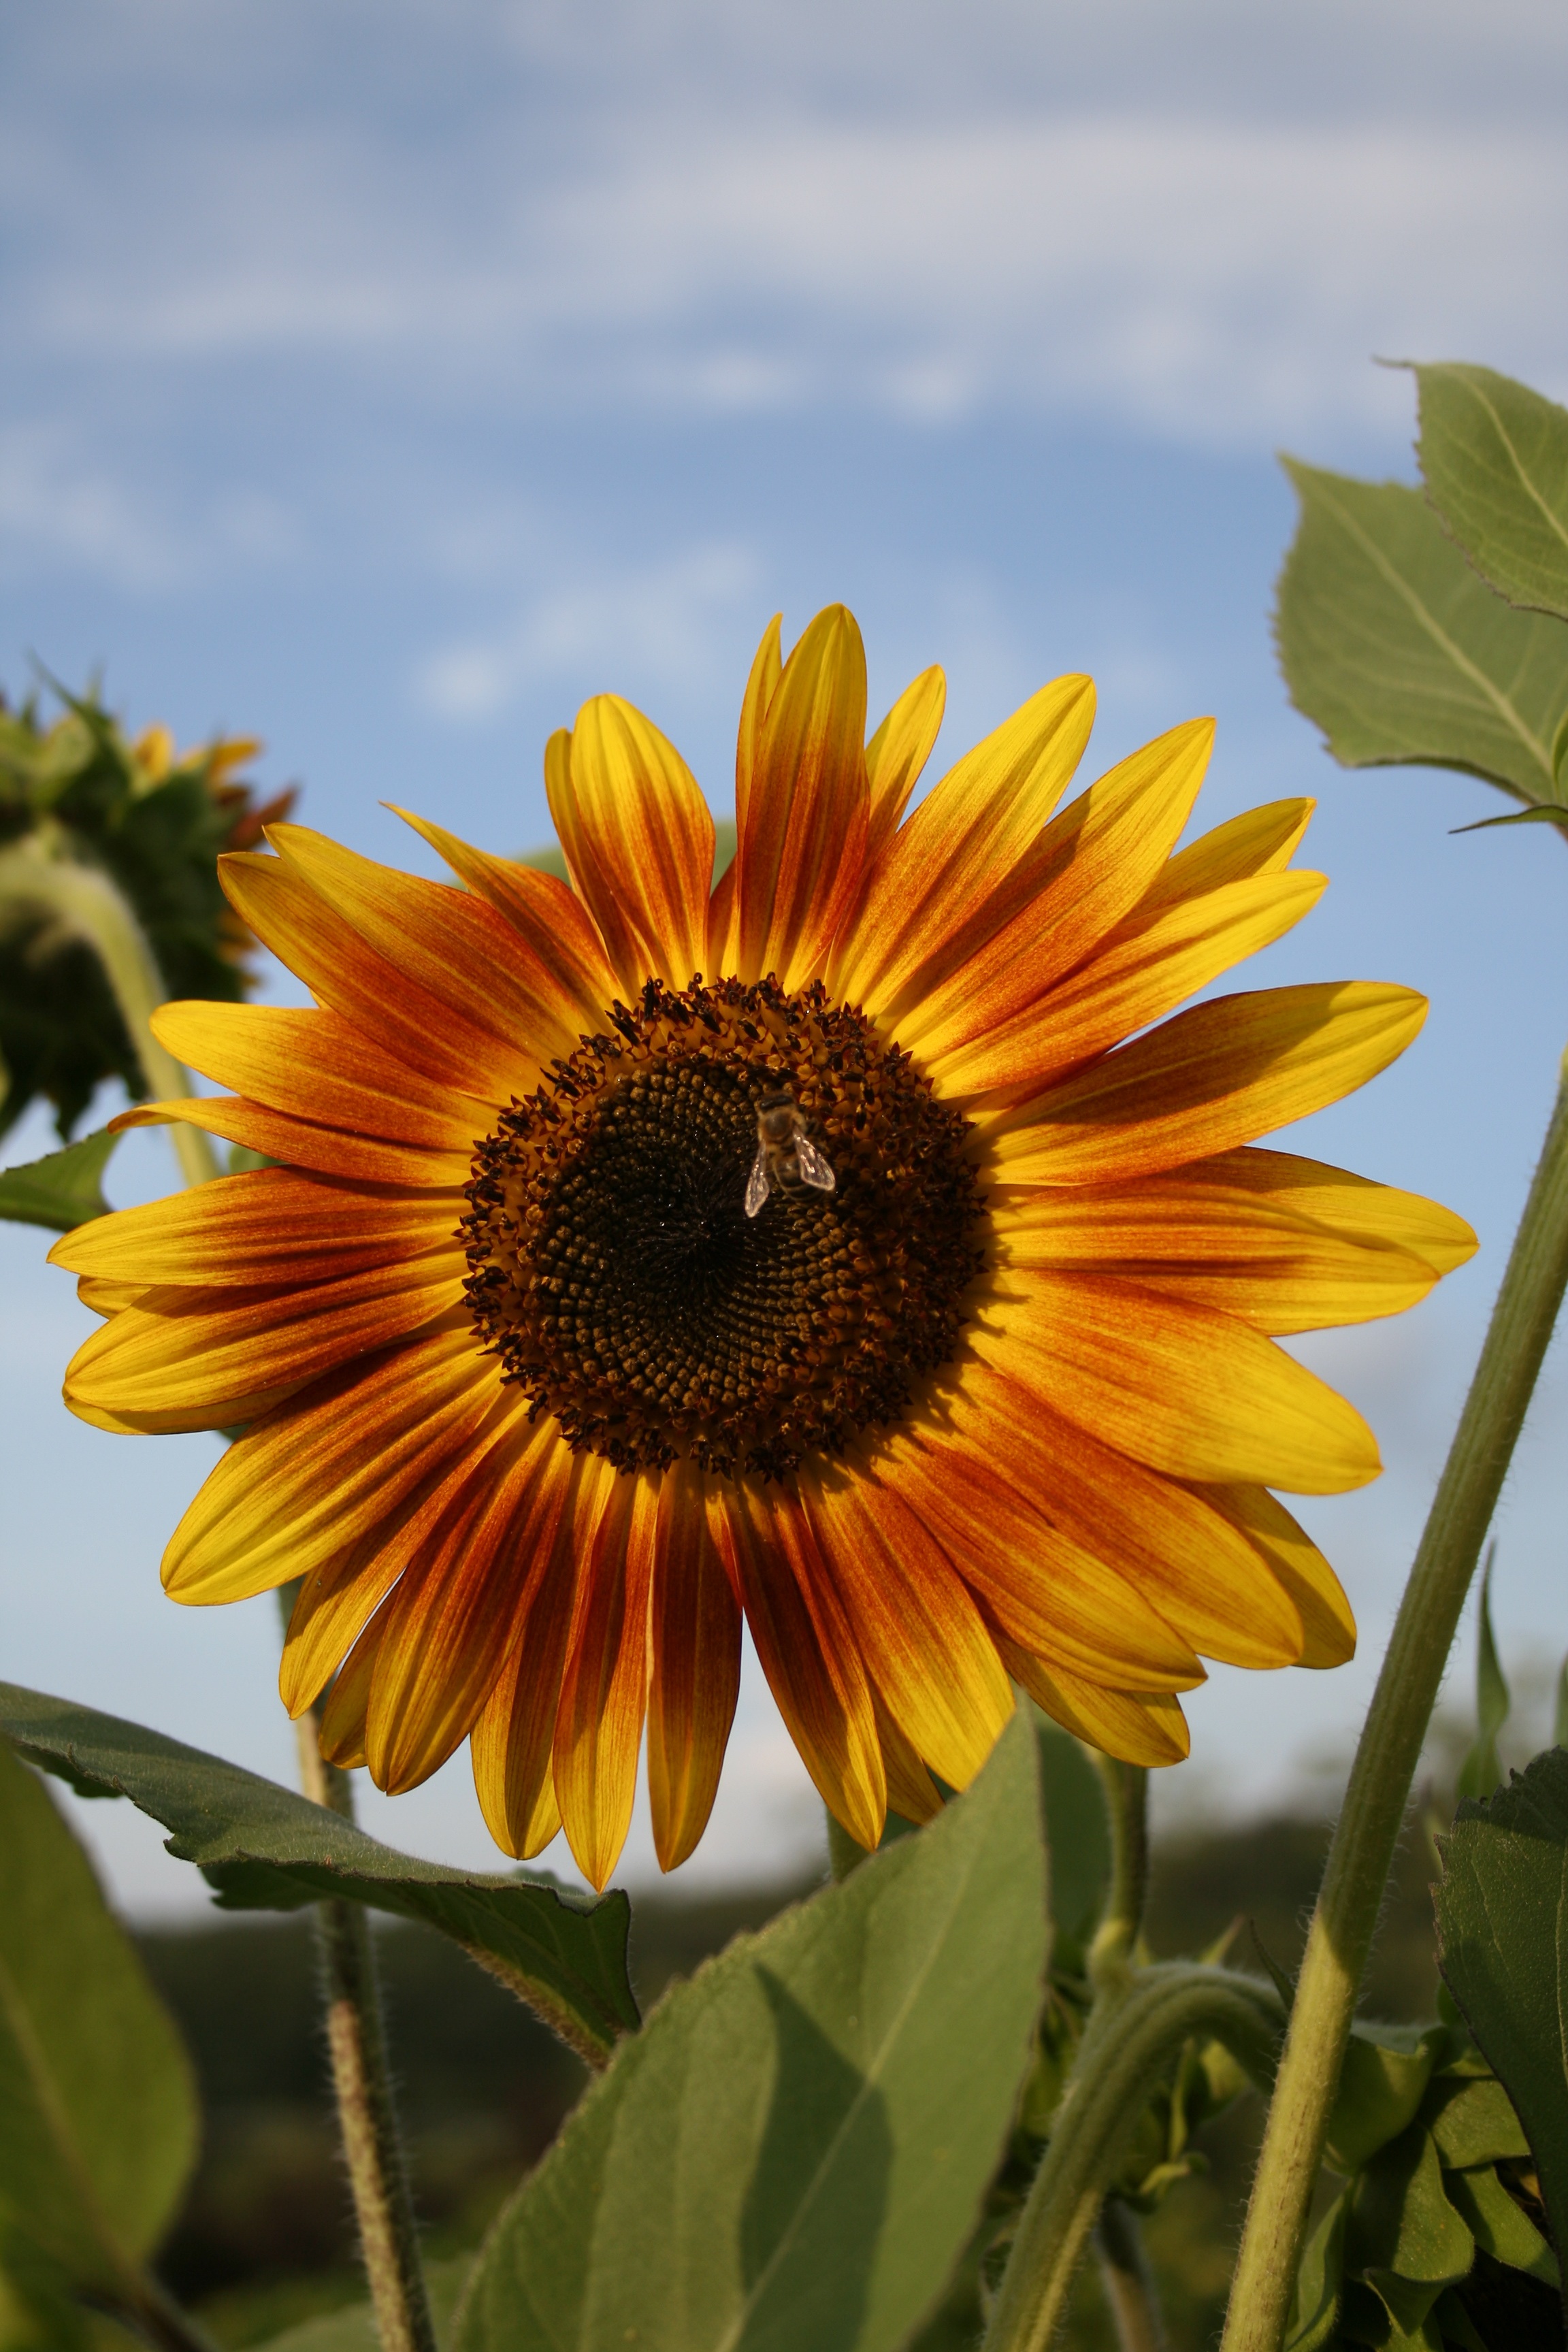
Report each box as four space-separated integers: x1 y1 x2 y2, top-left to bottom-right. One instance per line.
0 681 293 1139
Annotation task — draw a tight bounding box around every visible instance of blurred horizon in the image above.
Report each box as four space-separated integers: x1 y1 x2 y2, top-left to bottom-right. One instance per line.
3 0 1565 1920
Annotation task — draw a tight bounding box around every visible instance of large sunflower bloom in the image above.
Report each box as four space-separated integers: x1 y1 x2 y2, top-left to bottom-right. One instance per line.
52 608 1474 1888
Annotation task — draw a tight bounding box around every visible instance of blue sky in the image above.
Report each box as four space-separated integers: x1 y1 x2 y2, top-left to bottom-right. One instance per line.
3 0 1567 1916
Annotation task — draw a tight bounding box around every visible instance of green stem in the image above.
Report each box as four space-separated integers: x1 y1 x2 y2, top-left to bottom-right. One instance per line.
983 1965 1284 2352
1094 2197 1169 2352
293 1708 436 2352
0 836 218 1186
1222 1049 1568 2352
271 1582 434 2352
1090 1759 1150 1989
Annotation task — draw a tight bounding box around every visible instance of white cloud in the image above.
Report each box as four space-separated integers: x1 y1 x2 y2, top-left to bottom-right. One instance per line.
414 541 760 721
0 423 188 591
7 3 1567 453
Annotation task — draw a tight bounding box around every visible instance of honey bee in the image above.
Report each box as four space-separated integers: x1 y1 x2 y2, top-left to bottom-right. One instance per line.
745 1090 836 1218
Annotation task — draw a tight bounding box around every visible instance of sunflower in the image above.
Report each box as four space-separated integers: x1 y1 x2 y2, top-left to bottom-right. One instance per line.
50 608 1474 1888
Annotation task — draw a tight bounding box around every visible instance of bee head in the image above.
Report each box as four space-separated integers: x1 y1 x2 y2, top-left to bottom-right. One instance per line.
756 1089 797 1141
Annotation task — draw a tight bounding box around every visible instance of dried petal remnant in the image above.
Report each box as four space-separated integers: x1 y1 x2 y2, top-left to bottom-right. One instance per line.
462 976 985 1480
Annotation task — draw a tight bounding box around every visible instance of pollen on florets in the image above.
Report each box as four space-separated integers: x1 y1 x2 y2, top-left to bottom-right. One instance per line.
461 974 985 1480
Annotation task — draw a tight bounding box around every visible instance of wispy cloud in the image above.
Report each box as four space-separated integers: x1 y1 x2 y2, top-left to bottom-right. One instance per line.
413 541 761 721
7 3 1567 455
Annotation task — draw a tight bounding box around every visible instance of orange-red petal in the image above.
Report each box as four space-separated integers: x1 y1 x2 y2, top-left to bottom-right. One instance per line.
985 983 1428 1186
547 698 715 994
736 606 870 990
713 1481 885 1851
552 1465 658 1889
972 1273 1380 1492
647 1463 742 1872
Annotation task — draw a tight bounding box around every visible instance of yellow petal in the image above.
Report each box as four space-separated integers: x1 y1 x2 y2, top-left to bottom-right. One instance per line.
993 1164 1445 1333
900 716 1214 1056
548 696 715 996
831 672 1094 1011
736 605 870 990
647 1463 742 1873
930 868 1326 1100
553 1467 658 1890
802 1461 1013 1791
971 1273 1382 1493
985 982 1428 1186
996 1637 1192 1766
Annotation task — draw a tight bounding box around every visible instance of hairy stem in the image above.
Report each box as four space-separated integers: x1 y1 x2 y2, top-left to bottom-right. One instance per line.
983 1966 1284 2352
1090 1759 1150 1989
0 838 218 1186
1222 1051 1568 2352
294 1707 436 2352
1094 2198 1169 2352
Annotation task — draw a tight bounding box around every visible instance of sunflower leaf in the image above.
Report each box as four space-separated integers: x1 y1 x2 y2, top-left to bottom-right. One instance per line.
453 1707 1048 2352
0 1128 118 1232
0 1738 198 2322
1411 362 1568 625
1435 1745 1568 2310
243 2255 475 2349
0 1686 638 2067
1274 457 1568 812
1456 1546 1510 1803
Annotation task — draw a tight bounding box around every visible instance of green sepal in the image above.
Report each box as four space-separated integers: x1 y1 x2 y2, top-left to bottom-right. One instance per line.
1422 2075 1531 2170
1442 2161 1557 2285
1344 2123 1473 2287
1324 2025 1442 2176
0 1685 638 2067
1285 2187 1348 2352
0 1128 118 1232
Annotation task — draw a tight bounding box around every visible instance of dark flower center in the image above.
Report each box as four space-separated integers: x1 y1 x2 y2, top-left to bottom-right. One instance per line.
461 975 985 1480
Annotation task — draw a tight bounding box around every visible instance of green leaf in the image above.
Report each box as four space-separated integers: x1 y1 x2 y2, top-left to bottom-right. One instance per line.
1031 1711 1110 1963
1552 1659 1568 1752
1275 457 1568 809
1443 2163 1557 2285
0 1130 118 1232
1435 1744 1568 2295
1325 2026 1440 2176
252 2257 474 2349
1450 802 1568 836
453 1708 1048 2352
1346 2123 1474 2286
1422 2076 1530 2170
0 1685 637 2067
0 1740 197 2310
1286 2189 1348 2352
1457 1547 1510 1803
1413 363 1568 624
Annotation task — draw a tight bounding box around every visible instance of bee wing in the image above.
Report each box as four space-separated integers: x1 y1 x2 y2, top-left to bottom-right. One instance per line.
794 1135 836 1193
744 1143 772 1218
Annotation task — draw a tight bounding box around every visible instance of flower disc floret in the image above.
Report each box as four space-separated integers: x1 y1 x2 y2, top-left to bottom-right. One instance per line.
461 975 985 1480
